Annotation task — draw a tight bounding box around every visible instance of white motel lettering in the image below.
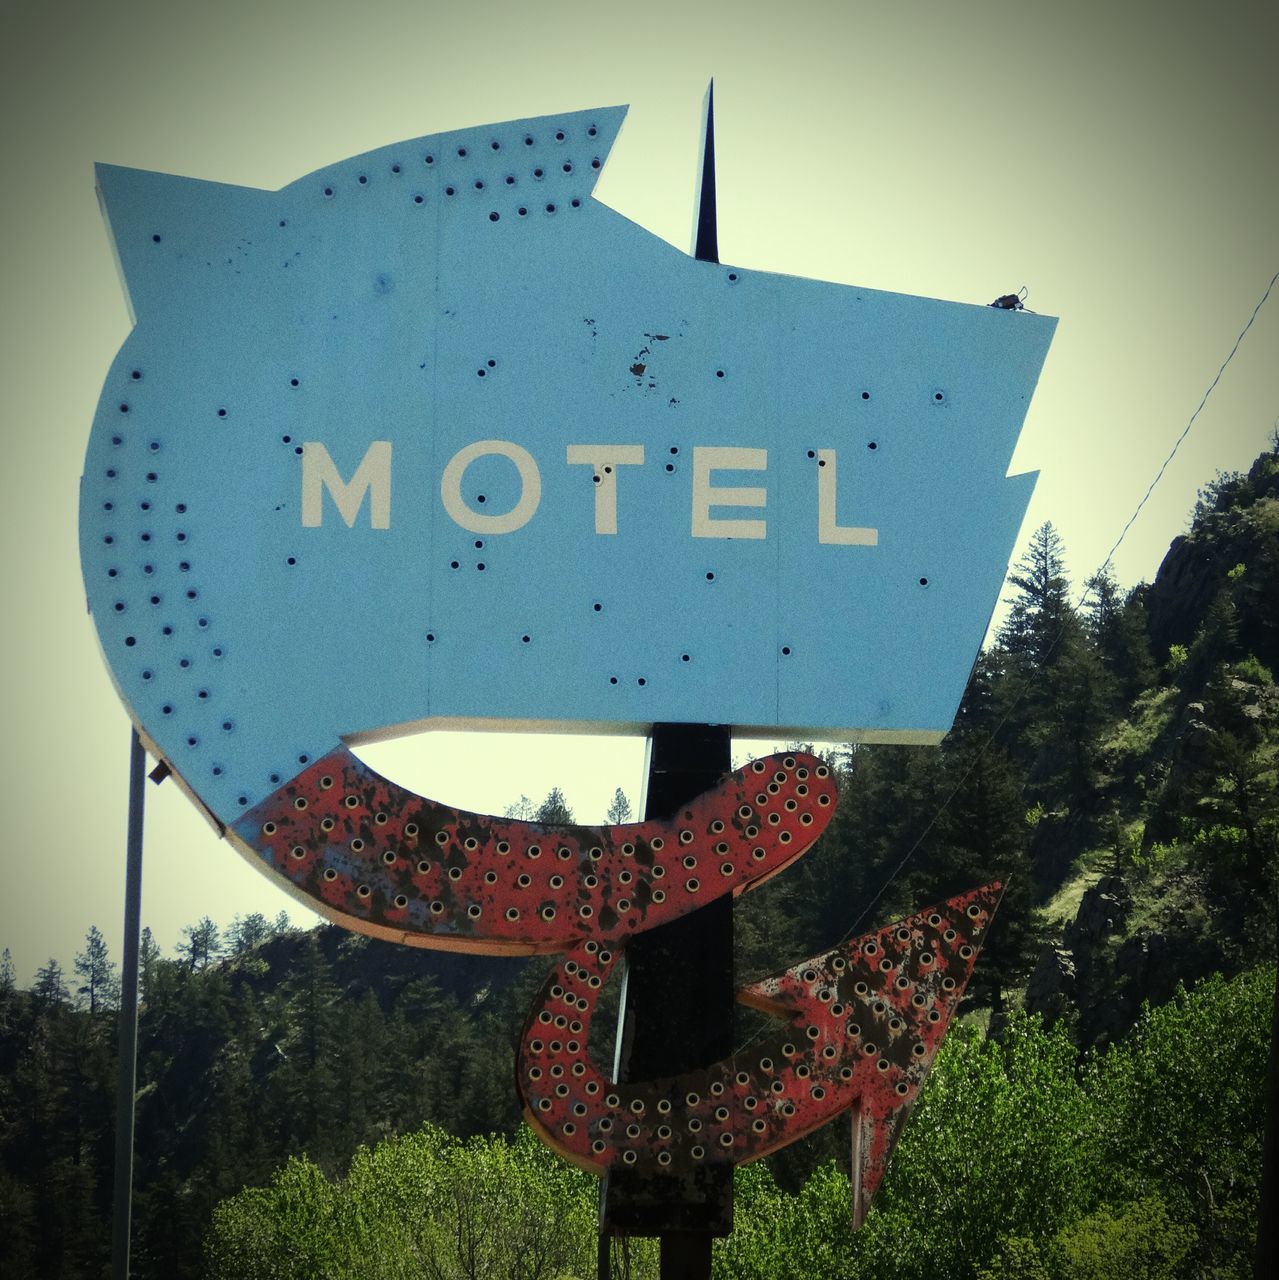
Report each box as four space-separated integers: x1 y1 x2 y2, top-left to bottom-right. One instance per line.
300 440 878 546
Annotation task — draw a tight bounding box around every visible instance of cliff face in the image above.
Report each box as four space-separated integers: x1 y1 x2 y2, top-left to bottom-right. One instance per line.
1144 450 1279 664
1024 444 1279 1047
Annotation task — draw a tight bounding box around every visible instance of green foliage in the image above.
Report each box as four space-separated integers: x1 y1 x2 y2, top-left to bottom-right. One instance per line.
977 1196 1196 1280
74 923 120 1013
205 1124 599 1280
200 971 1256 1280
856 1016 1095 1278
716 968 1268 1280
1085 968 1271 1273
1123 838 1179 883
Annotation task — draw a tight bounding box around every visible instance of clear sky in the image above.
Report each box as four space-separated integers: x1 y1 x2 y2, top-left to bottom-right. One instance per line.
1 0 1275 984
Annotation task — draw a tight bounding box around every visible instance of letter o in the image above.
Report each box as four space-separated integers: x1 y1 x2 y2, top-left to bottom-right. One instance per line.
440 440 542 534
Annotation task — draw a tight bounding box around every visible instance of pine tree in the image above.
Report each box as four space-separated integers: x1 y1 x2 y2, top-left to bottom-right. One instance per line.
273 931 341 1164
179 916 221 970
1000 521 1078 667
535 787 574 825
606 787 633 824
32 959 69 1011
1085 566 1156 705
226 912 271 954
73 925 120 1013
139 926 162 1001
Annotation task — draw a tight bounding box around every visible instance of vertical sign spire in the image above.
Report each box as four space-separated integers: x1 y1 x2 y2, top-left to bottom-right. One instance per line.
693 81 718 264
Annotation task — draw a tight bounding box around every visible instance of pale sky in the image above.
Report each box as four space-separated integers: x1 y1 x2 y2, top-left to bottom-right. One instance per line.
2 0 1275 984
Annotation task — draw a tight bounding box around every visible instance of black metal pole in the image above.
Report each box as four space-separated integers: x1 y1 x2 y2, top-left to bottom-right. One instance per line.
599 82 732 1280
603 724 734 1276
112 729 146 1280
599 83 730 1280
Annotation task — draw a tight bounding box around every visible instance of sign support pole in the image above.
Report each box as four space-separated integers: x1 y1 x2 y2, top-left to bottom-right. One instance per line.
112 729 146 1280
602 723 734 1278
600 84 730 1280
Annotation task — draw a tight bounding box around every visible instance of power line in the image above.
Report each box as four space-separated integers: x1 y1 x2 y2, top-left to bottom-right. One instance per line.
837 268 1279 942
1090 269 1279 594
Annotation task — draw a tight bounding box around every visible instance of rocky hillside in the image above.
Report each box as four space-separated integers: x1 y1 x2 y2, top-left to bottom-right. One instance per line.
1021 444 1279 1045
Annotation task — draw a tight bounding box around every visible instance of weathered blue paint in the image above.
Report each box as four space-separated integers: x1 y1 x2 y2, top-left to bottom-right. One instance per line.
81 105 1054 819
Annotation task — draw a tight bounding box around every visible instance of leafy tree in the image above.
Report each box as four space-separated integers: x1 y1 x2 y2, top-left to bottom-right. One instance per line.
1086 968 1270 1272
204 1124 600 1280
503 794 535 820
867 1015 1095 1276
977 1196 1197 1280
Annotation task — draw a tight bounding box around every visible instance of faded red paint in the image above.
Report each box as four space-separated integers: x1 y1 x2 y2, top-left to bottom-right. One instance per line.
233 746 836 955
517 882 1002 1223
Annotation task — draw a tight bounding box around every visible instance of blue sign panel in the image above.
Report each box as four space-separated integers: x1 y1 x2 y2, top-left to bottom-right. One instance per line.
81 105 1054 821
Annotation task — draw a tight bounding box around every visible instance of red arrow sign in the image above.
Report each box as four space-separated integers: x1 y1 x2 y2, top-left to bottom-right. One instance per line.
232 746 836 954
518 882 1002 1223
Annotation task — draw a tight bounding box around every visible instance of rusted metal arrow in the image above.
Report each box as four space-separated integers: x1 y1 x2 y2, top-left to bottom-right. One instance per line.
519 882 1002 1224
232 745 836 954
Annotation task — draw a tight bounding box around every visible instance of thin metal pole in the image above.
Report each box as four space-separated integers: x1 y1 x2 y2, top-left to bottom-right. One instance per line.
112 728 146 1280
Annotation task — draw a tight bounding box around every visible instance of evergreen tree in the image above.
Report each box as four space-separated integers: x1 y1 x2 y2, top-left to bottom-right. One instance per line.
996 523 1113 798
73 925 120 1013
606 787 633 825
999 521 1077 667
226 912 272 954
1034 631 1115 797
535 787 574 825
138 926 162 1002
1085 567 1156 705
0 949 14 1034
930 738 1035 1013
179 916 221 971
272 931 341 1165
32 959 69 1011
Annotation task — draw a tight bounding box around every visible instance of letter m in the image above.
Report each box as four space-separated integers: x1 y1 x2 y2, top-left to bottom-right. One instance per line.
301 442 392 529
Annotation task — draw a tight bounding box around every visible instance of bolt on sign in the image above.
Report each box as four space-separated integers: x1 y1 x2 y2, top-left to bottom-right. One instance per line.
81 104 1054 1224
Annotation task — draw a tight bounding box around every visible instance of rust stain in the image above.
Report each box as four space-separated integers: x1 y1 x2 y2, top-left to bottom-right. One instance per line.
518 881 1003 1221
235 749 836 956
